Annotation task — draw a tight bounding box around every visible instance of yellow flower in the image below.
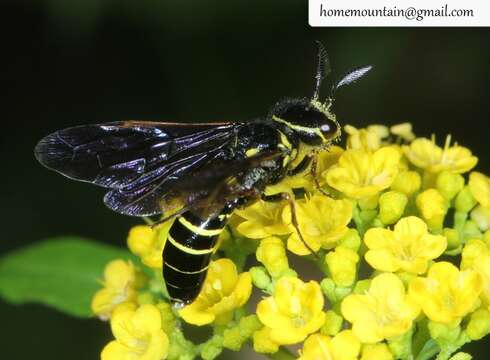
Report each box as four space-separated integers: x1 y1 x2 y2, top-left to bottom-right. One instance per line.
361 343 394 360
127 222 173 269
469 171 490 208
101 303 169 360
91 259 145 320
416 189 448 230
364 216 447 274
390 170 421 197
256 277 326 344
298 331 361 360
345 124 387 151
390 122 415 142
283 195 352 255
408 262 482 324
341 273 419 343
325 246 360 287
326 147 400 199
234 199 291 239
256 236 289 278
461 240 490 308
403 136 477 174
179 258 252 326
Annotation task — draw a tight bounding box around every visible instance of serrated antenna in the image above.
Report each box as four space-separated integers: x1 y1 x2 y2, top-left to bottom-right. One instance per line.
312 41 331 101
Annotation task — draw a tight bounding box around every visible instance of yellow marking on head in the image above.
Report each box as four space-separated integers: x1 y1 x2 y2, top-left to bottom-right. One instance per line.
165 262 209 274
245 148 260 157
179 216 223 237
272 116 328 143
167 234 216 255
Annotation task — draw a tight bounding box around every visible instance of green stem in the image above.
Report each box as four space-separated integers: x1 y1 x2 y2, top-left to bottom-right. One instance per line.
415 340 439 360
352 203 365 236
267 347 296 360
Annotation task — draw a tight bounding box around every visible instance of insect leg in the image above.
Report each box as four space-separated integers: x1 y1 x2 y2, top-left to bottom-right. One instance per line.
310 155 330 196
261 192 319 258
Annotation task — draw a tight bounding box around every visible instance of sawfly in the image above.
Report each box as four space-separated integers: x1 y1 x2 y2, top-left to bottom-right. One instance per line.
35 43 372 305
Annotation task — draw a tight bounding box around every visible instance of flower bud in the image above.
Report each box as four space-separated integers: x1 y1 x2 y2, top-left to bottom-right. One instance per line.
253 327 279 354
256 236 289 278
249 266 271 290
345 125 381 151
223 315 261 351
469 171 490 207
471 205 490 232
353 279 371 294
466 308 490 340
455 186 477 213
391 170 421 196
320 278 337 303
436 171 465 201
358 194 379 210
449 353 472 360
200 334 223 360
338 228 361 252
463 220 483 240
416 189 448 230
325 246 359 287
443 228 461 250
320 310 343 336
428 321 461 342
156 302 176 334
127 225 154 255
378 191 408 225
390 122 415 142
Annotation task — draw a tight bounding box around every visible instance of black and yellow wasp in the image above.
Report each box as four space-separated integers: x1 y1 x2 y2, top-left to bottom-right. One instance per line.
35 43 372 305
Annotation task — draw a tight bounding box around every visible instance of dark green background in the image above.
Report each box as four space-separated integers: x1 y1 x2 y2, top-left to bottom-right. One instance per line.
1 1 489 359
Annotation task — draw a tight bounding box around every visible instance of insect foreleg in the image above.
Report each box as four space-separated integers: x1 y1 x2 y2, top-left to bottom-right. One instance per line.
261 192 319 259
310 155 330 196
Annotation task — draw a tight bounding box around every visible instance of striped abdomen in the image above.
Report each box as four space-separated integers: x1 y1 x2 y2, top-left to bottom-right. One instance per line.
162 210 229 304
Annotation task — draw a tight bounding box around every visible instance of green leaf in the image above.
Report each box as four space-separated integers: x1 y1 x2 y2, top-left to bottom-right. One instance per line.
0 237 135 318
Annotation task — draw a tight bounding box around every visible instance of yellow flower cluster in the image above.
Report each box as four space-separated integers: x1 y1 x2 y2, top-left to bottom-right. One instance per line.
91 122 490 360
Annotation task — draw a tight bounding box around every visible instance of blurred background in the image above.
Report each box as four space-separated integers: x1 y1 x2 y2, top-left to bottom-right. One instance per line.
1 0 490 359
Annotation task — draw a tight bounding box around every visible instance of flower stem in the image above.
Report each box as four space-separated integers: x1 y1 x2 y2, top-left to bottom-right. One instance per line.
415 339 439 360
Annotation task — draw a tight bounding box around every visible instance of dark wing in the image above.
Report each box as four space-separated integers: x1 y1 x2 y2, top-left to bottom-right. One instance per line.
35 120 241 216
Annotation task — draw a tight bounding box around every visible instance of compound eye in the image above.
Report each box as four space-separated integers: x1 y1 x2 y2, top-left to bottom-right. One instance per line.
320 119 338 138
